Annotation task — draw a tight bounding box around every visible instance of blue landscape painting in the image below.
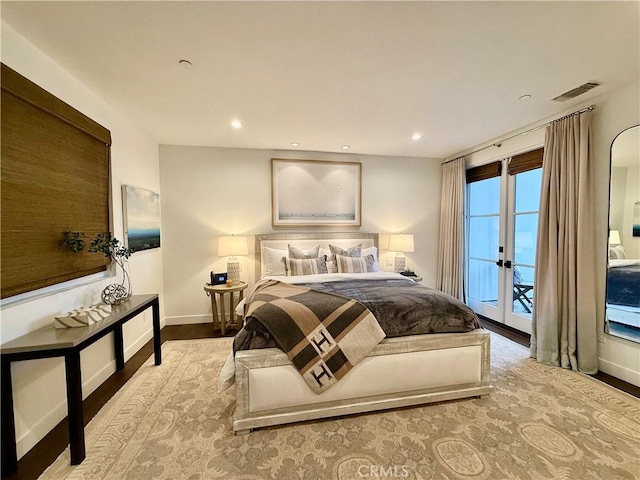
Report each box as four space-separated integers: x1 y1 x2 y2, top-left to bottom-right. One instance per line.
123 185 161 252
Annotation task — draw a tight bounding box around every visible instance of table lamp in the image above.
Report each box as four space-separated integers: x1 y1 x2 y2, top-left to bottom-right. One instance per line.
609 230 621 246
218 235 248 285
388 234 414 272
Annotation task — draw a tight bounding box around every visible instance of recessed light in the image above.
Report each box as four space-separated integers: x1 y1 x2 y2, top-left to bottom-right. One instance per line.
231 120 243 129
341 145 350 150
412 133 422 140
519 94 532 100
290 142 300 147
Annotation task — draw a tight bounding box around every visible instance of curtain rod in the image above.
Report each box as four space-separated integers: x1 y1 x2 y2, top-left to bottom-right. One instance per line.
443 104 596 165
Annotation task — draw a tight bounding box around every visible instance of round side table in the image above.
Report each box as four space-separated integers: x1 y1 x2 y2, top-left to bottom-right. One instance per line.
204 282 248 335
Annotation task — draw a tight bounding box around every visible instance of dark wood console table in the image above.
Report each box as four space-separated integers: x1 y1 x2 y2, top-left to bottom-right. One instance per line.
1 294 161 477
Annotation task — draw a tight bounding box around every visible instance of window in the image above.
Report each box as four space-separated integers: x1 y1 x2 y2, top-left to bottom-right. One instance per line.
1 63 111 299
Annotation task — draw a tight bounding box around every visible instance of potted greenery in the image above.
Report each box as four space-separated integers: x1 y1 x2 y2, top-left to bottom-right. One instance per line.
62 231 134 305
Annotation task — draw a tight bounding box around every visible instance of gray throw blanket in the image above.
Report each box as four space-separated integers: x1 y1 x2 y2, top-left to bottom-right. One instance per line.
235 278 480 358
299 278 481 336
242 279 385 394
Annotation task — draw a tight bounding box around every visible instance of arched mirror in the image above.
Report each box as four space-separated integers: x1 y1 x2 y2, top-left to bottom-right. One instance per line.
606 124 640 342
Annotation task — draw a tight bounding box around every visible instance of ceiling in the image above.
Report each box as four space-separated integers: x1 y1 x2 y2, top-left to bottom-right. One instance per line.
2 1 639 159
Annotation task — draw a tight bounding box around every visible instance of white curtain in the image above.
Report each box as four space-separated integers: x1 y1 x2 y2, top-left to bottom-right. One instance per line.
531 110 598 373
436 157 466 300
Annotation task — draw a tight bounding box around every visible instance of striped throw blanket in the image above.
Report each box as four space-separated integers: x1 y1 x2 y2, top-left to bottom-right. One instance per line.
244 279 385 394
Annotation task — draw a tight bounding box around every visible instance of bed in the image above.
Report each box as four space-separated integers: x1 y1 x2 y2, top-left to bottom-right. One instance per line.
607 259 640 308
606 258 640 334
227 233 493 434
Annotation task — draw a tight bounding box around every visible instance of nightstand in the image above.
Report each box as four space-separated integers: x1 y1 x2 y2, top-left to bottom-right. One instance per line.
204 282 248 335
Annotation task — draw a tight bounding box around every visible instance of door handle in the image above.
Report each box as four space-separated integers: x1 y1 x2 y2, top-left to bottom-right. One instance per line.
504 260 512 268
496 259 503 267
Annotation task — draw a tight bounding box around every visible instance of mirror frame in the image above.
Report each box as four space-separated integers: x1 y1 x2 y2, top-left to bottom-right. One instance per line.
605 124 640 342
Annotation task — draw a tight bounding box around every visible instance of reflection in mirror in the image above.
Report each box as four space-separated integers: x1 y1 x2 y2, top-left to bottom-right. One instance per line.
607 125 640 342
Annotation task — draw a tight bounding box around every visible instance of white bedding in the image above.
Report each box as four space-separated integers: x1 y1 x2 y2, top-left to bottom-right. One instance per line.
609 258 640 268
264 271 412 284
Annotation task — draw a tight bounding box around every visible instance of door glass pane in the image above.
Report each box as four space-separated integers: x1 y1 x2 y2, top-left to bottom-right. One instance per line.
515 169 542 212
469 216 499 259
467 175 500 312
511 168 542 319
468 259 498 304
512 265 535 315
513 214 538 265
468 177 500 215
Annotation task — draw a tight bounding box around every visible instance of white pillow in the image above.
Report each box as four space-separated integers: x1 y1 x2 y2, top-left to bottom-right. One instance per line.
361 246 377 259
361 246 380 271
262 246 288 276
613 245 627 259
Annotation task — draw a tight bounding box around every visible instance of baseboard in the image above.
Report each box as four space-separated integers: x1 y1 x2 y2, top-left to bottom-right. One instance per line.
598 358 640 387
15 324 158 458
164 314 211 325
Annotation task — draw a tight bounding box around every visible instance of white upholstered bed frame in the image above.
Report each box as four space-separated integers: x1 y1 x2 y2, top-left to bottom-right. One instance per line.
233 233 493 434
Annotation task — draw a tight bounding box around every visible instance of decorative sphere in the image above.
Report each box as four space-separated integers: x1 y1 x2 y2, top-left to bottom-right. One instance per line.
101 284 130 305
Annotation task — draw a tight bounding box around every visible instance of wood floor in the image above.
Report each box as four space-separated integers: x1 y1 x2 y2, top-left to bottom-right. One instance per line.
4 322 639 480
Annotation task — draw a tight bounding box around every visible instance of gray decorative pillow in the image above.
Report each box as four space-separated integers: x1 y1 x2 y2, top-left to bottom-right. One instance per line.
329 243 362 257
285 257 327 276
288 244 320 259
335 253 378 273
328 244 362 273
335 254 367 273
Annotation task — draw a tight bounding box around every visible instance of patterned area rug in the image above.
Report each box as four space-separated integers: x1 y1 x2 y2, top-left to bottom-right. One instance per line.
40 334 640 480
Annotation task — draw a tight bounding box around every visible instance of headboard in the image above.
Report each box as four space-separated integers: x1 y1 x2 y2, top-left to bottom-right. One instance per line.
255 232 379 279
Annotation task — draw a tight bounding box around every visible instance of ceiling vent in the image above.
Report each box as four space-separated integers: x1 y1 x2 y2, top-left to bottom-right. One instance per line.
552 82 600 102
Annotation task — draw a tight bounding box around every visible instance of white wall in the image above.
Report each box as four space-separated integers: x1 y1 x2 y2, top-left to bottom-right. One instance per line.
159 146 441 325
452 80 640 386
0 23 164 457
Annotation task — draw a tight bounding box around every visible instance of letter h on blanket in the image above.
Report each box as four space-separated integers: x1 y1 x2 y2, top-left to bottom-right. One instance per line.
244 279 386 394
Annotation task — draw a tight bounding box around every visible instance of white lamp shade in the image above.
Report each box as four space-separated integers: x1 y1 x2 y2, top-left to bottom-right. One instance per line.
609 230 621 246
388 234 415 253
218 236 248 257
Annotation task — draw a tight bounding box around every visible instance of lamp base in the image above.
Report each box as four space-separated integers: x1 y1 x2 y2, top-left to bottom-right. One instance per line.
227 258 241 285
394 255 406 273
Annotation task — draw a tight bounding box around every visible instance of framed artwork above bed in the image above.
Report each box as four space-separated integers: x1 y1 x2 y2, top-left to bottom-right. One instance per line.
271 158 361 228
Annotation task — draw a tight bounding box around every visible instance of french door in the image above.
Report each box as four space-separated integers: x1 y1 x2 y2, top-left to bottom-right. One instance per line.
465 151 542 334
